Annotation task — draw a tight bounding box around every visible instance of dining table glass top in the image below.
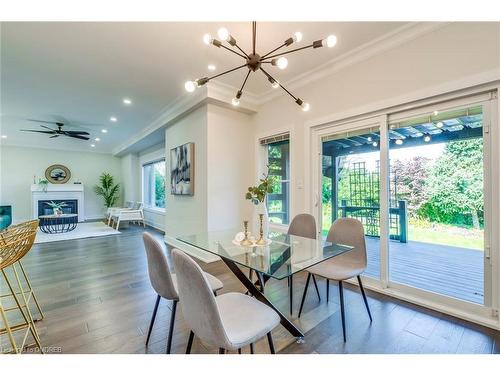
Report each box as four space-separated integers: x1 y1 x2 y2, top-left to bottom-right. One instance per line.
177 230 353 280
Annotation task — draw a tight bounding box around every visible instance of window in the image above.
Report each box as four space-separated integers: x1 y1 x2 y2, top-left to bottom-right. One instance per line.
143 159 166 209
262 134 290 225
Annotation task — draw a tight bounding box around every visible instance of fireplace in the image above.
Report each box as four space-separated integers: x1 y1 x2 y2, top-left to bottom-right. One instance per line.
38 199 78 217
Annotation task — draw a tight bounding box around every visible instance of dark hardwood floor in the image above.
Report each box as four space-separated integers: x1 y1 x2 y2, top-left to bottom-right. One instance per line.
4 224 500 354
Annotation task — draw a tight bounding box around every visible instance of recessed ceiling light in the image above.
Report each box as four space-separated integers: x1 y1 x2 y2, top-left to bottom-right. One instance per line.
1 135 6 139
123 98 132 105
208 64 216 71
95 137 100 142
90 144 95 147
101 129 108 133
110 116 117 122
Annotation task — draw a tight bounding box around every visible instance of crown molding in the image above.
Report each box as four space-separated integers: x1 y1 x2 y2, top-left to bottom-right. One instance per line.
253 22 449 104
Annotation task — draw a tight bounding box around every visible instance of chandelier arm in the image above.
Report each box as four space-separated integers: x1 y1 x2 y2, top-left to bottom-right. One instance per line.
233 43 250 58
261 42 288 59
252 21 256 55
207 64 247 81
261 44 314 61
239 70 252 92
260 68 299 101
220 44 247 59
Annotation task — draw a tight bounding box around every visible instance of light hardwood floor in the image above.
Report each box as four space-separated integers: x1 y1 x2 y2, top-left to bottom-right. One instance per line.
4 224 499 354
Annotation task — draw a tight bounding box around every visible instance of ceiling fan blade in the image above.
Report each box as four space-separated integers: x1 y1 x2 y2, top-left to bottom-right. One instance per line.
66 134 90 141
28 119 64 126
20 129 56 134
40 124 57 131
50 135 60 138
63 130 91 135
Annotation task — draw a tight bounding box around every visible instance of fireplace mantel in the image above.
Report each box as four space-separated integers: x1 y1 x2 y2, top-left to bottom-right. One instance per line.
31 184 85 222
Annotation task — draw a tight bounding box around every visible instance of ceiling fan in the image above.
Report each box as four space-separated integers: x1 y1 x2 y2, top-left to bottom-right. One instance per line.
20 119 90 140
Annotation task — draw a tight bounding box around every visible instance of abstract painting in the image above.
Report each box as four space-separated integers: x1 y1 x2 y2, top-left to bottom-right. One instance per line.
170 142 194 195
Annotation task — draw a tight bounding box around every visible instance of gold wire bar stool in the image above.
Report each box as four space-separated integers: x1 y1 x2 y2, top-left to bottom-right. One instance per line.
1 221 43 354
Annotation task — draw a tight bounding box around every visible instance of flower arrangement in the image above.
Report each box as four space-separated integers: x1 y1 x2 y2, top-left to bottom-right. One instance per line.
245 167 274 205
45 201 68 215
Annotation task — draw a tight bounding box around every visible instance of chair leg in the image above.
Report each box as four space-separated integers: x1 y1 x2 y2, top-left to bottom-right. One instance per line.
326 279 330 302
289 275 293 315
298 272 311 318
267 332 276 354
145 295 161 346
186 331 194 354
312 274 321 301
219 348 226 354
338 281 346 342
166 300 177 354
250 343 254 354
116 220 120 230
357 275 372 322
238 348 242 354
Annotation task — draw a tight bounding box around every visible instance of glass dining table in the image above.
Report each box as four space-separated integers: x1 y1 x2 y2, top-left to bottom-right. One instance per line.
177 229 353 342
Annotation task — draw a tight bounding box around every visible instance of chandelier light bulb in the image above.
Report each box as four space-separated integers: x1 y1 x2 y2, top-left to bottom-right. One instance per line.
301 102 310 112
218 27 230 42
231 97 240 106
203 33 212 45
367 137 372 142
276 57 288 70
293 32 303 43
395 139 403 145
424 135 431 142
372 141 378 147
323 34 337 48
436 121 444 128
185 80 196 92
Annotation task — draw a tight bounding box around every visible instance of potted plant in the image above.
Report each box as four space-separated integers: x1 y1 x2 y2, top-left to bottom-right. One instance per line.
38 178 49 192
245 167 274 239
45 201 68 216
93 172 120 209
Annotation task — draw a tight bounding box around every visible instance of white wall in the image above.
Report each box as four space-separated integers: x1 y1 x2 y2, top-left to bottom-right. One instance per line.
252 22 500 216
207 104 254 231
0 145 122 222
138 142 166 231
120 153 140 204
165 106 208 238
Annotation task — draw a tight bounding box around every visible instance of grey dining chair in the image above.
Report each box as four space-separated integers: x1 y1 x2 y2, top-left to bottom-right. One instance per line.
297 217 372 342
142 232 223 353
286 213 321 315
172 248 281 354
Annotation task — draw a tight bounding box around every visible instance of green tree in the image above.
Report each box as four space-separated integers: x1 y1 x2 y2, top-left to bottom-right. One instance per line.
155 172 165 208
392 156 430 217
422 138 483 229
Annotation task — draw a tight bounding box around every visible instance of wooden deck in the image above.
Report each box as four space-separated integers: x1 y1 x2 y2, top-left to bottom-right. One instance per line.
364 237 484 304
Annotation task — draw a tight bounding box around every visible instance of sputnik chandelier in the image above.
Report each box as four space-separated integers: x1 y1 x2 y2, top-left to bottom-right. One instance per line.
184 22 338 111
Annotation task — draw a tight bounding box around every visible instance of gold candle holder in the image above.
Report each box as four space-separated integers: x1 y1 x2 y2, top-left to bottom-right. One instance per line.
255 214 267 246
240 220 253 246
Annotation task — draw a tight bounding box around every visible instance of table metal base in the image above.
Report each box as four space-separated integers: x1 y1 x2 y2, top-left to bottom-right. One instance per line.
219 257 305 341
39 216 78 234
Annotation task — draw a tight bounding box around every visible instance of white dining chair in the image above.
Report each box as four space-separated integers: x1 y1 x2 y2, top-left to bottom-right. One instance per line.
297 217 372 342
142 232 223 353
172 248 281 354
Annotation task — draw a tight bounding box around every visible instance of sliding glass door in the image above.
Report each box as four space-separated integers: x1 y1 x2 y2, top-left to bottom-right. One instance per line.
388 104 487 304
315 93 495 315
321 123 382 279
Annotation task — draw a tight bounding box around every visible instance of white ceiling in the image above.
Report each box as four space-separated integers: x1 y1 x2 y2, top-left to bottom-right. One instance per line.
0 22 409 153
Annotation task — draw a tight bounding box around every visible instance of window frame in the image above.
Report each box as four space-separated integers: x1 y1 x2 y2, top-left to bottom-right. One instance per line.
142 158 166 212
257 128 293 231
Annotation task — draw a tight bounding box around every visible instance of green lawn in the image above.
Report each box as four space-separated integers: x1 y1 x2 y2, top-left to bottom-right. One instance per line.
321 212 484 250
